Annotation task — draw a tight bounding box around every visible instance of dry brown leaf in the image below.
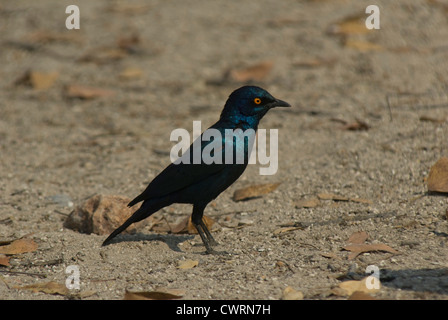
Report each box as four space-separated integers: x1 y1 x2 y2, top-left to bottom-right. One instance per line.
30 71 59 90
0 238 38 255
317 193 349 201
427 157 448 193
27 30 84 45
348 231 369 244
78 48 127 64
273 226 302 236
281 286 304 300
320 252 341 260
295 198 320 208
117 35 141 53
317 193 372 204
344 39 383 52
66 85 115 99
342 118 370 131
119 67 143 80
228 61 274 82
332 277 380 296
13 70 58 90
177 259 199 269
0 254 10 266
343 243 399 260
171 216 214 234
419 115 446 124
327 14 372 35
187 216 214 234
233 183 280 201
124 288 184 300
19 281 69 295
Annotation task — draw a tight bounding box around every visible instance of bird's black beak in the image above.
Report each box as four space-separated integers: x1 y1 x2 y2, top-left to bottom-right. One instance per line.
268 98 291 109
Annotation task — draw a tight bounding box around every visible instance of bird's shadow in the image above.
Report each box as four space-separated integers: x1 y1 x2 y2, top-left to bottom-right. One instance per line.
379 267 448 295
104 233 194 253
341 267 448 295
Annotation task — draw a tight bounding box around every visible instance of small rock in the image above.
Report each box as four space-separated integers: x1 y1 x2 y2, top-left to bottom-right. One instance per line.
427 157 448 193
64 194 147 235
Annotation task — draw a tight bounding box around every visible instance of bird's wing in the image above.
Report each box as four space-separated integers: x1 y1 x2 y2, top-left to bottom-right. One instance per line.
128 133 228 207
128 161 226 207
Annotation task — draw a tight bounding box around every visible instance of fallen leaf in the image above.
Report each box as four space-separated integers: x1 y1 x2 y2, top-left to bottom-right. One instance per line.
233 183 280 201
427 157 448 193
119 67 143 80
19 281 69 295
0 254 10 266
344 39 383 52
348 231 369 244
0 238 38 255
327 14 372 35
189 216 214 234
332 277 380 296
317 193 349 201
78 48 127 64
342 118 370 131
13 70 58 90
65 85 115 99
320 252 341 260
177 259 199 269
317 193 372 204
26 30 84 45
419 115 446 124
228 61 274 82
273 226 303 236
171 216 215 234
281 286 304 300
238 218 254 227
117 35 141 53
295 198 320 208
343 243 399 260
124 288 184 300
30 71 59 90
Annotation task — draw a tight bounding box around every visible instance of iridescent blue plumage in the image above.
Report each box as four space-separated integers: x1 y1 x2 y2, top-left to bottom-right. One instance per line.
102 86 290 254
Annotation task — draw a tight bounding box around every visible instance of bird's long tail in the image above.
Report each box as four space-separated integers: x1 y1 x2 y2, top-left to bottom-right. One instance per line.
102 199 166 246
101 214 135 246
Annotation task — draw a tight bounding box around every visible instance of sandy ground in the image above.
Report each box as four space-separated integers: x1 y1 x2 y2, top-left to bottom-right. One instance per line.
1 0 448 300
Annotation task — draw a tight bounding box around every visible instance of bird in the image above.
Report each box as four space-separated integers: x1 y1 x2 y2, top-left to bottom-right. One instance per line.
102 86 290 254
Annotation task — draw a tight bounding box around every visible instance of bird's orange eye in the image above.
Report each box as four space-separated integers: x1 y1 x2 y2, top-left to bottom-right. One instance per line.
254 98 261 105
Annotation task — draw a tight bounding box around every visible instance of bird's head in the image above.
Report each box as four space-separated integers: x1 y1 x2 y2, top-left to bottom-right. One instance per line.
220 86 290 124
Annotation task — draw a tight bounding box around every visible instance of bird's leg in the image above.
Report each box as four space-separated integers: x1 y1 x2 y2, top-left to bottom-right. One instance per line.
192 204 219 254
199 218 219 246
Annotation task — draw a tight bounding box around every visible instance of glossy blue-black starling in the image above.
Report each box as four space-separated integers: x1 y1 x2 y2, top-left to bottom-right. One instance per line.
102 86 290 253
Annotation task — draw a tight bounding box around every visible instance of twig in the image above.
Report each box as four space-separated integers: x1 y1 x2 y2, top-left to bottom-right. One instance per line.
386 94 393 121
0 270 47 278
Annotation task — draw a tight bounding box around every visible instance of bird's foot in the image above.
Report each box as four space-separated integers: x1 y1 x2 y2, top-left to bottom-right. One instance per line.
209 238 220 247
